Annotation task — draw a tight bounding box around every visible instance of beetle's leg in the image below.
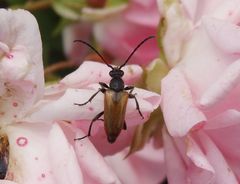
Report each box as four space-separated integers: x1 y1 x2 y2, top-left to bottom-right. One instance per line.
129 93 144 119
74 88 106 106
123 121 127 130
124 86 134 91
74 111 104 141
99 82 109 89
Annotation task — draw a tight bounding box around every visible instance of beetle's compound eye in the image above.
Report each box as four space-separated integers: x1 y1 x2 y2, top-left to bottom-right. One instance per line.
109 68 124 78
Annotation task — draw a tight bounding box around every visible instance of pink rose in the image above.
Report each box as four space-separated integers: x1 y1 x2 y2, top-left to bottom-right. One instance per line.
94 0 160 66
160 0 240 183
63 0 161 66
0 9 83 184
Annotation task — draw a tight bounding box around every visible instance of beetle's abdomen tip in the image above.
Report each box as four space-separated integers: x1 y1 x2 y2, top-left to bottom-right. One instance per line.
107 135 117 143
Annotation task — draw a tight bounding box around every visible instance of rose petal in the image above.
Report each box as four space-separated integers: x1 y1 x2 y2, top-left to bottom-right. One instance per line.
0 9 44 96
94 19 158 66
124 0 160 27
48 123 83 184
206 124 240 167
61 61 142 88
63 22 92 62
105 140 166 184
198 131 239 183
75 130 121 184
161 68 206 136
162 127 187 184
186 136 214 172
180 0 198 20
205 109 240 129
0 181 19 184
0 81 40 124
5 122 82 184
203 17 240 54
163 127 215 184
0 9 44 123
199 58 240 109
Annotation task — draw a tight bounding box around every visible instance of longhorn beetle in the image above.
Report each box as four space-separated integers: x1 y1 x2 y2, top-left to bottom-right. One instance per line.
74 36 155 143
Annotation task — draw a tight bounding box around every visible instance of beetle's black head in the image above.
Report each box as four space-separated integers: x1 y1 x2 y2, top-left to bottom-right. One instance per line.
109 67 124 78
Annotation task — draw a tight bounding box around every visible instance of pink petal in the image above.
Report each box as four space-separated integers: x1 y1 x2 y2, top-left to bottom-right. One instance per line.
186 136 214 172
180 0 198 20
185 135 215 183
86 125 136 155
5 122 82 184
199 58 240 109
123 0 160 27
203 17 240 54
75 130 121 184
163 128 215 184
198 131 239 183
48 124 83 184
0 9 44 123
0 80 40 124
162 127 187 184
0 181 19 184
161 68 206 136
206 124 240 172
205 109 240 129
177 24 232 99
0 9 44 95
105 141 166 184
60 61 142 88
94 18 158 66
63 22 92 62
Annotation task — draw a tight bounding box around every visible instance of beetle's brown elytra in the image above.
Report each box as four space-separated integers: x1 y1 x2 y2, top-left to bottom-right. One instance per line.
74 36 155 143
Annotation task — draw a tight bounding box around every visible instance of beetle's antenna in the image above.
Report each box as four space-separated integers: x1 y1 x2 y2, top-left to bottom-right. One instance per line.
74 40 114 69
119 36 155 69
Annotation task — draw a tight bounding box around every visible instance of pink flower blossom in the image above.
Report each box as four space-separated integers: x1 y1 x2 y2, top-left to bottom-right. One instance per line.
0 9 82 184
160 0 240 183
63 1 161 66
93 0 161 66
0 9 44 123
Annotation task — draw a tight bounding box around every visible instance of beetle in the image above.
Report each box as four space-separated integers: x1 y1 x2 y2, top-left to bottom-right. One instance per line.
74 36 155 143
0 134 9 179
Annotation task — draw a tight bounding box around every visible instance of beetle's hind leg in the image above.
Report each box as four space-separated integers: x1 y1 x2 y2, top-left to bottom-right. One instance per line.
74 111 104 141
128 89 144 119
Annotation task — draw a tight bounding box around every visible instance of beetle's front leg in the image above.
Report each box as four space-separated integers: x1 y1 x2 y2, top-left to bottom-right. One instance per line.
124 86 134 91
74 83 107 106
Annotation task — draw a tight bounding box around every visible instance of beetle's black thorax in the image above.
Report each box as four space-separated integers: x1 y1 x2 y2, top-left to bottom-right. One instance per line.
109 67 124 92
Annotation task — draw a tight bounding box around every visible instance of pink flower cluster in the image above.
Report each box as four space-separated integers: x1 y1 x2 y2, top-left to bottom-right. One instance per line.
160 0 240 183
2 0 240 183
